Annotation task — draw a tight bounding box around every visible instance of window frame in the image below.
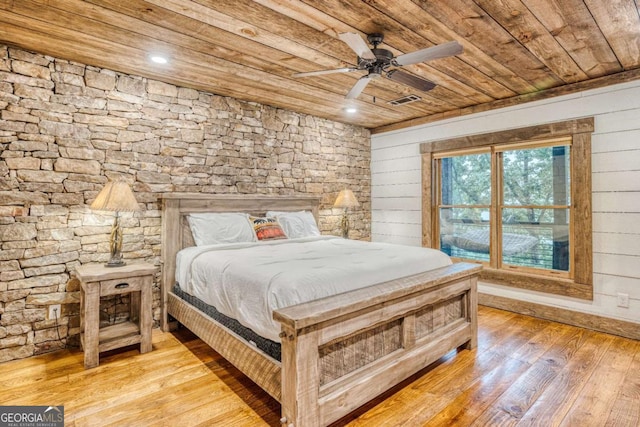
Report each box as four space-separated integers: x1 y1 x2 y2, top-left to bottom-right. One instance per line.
421 118 593 300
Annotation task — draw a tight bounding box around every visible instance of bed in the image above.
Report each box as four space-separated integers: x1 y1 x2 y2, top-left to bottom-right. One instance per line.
161 193 481 426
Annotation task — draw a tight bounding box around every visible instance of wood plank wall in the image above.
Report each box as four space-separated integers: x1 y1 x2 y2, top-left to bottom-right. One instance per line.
370 79 640 325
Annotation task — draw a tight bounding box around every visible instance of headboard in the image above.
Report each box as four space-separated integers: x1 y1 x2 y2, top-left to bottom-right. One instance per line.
160 193 321 330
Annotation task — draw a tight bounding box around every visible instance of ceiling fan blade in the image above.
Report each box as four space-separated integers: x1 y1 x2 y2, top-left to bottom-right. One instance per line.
339 32 376 61
345 76 372 99
386 70 436 92
293 67 358 77
394 41 463 66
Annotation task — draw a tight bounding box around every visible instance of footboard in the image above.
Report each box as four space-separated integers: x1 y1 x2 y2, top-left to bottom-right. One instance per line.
274 262 481 427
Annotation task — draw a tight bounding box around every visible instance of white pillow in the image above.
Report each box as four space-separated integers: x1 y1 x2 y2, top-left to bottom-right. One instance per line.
187 212 256 246
267 210 320 239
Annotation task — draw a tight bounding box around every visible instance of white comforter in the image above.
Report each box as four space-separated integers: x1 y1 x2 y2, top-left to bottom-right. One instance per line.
176 236 452 342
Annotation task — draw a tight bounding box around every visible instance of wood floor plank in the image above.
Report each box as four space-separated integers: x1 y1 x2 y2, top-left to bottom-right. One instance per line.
515 330 615 425
70 364 215 421
603 342 640 427
468 325 595 426
507 321 576 365
560 337 640 426
187 404 271 427
479 313 553 355
77 378 252 427
0 306 637 427
423 321 577 426
422 355 530 426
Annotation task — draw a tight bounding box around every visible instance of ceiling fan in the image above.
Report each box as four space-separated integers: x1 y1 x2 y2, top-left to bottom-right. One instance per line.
293 33 463 100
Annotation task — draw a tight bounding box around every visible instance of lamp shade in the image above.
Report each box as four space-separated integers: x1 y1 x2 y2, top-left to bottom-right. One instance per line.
90 180 140 212
334 189 360 209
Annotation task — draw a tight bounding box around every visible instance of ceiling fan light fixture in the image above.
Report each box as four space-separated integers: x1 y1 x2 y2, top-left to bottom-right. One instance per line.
345 107 358 113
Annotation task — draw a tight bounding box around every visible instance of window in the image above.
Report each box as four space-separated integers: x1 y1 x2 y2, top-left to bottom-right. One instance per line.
421 119 593 299
436 139 571 275
437 149 492 264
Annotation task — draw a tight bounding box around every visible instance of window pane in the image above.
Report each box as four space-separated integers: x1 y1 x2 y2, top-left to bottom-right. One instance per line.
502 146 570 206
502 208 569 271
440 207 490 262
441 153 491 205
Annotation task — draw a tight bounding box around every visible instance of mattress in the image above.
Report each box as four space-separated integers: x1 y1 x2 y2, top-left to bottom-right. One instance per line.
172 283 281 361
176 236 452 342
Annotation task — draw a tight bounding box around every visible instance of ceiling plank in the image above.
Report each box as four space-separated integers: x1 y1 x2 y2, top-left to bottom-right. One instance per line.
364 0 538 94
250 0 463 113
410 0 565 89
319 0 516 100
522 0 622 77
583 0 640 69
473 0 588 83
296 0 503 104
145 0 348 70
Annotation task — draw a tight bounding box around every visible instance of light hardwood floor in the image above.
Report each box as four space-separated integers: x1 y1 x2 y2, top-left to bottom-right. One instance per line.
0 306 638 426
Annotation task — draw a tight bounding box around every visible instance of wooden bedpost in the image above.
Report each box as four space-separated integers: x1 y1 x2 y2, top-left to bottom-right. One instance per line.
280 325 321 427
161 197 180 332
464 275 478 350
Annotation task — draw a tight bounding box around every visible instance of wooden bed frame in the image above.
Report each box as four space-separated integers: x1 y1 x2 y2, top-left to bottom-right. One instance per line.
161 193 481 426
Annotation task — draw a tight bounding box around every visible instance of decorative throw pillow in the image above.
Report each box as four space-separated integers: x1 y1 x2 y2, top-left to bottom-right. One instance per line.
266 210 320 239
249 216 287 241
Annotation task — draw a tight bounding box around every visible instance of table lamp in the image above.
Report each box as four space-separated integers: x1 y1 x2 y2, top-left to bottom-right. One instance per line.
334 189 359 238
90 180 140 267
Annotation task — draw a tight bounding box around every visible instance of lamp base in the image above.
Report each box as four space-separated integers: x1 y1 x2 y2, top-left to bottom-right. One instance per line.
340 210 349 239
104 260 126 268
106 213 125 267
105 250 125 268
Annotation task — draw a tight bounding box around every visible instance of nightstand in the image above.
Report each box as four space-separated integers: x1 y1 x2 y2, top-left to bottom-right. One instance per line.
76 263 157 369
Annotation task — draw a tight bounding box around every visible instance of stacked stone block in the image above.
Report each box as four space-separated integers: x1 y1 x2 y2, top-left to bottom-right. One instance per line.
0 45 371 363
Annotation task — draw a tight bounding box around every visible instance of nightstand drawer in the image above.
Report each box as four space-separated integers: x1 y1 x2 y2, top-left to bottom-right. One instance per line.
100 276 144 296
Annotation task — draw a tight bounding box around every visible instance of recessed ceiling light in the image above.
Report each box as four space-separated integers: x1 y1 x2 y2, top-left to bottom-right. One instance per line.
150 55 168 64
345 107 357 113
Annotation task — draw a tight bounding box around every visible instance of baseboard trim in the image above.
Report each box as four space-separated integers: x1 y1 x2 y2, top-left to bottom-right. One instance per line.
479 293 640 341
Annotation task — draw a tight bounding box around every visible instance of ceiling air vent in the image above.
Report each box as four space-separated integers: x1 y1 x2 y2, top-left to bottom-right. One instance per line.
388 94 422 106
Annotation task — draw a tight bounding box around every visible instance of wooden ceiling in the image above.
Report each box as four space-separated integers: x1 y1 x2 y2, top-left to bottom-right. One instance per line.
1 1 639 132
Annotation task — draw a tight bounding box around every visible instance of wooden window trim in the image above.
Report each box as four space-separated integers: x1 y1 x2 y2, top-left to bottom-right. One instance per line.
421 118 594 300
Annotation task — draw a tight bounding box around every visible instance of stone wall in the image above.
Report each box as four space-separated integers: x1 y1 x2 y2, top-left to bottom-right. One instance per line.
0 45 371 363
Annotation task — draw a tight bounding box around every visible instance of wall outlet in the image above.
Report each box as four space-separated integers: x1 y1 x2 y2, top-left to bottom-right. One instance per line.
616 293 629 308
48 304 61 319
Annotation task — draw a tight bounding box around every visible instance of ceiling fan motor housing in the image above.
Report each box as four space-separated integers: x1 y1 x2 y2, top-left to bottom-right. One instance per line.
358 48 394 76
